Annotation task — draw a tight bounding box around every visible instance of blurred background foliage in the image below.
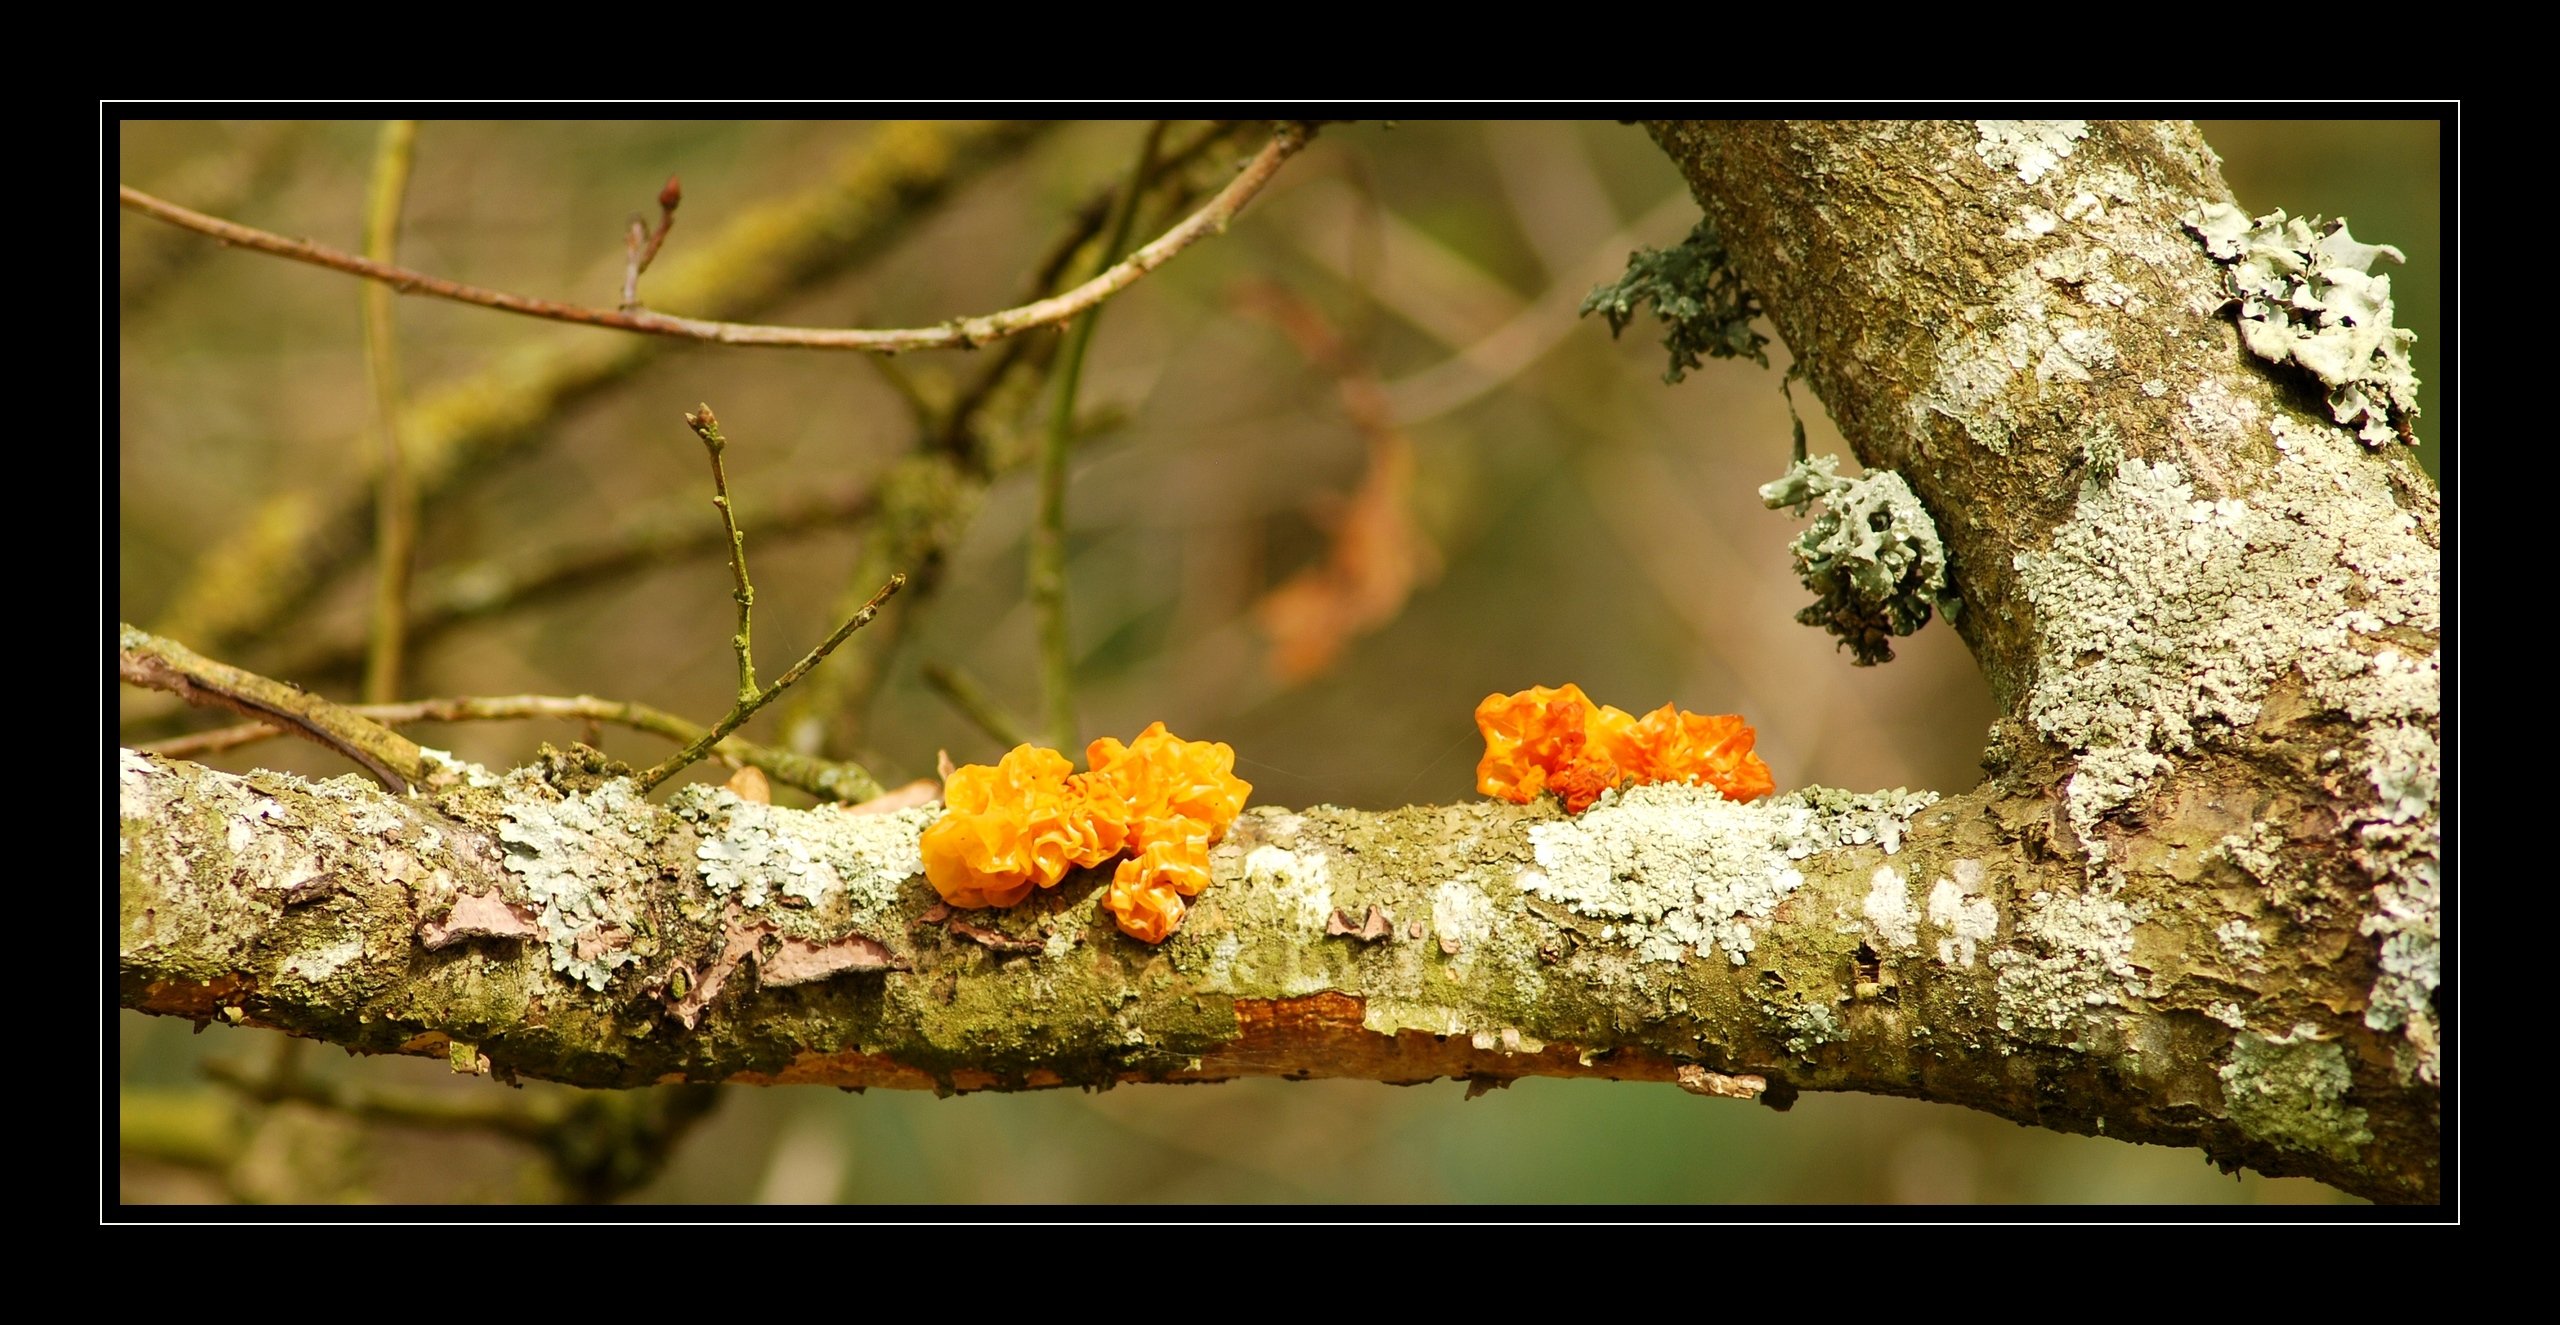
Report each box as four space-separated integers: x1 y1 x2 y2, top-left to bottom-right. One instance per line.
116 118 2438 1205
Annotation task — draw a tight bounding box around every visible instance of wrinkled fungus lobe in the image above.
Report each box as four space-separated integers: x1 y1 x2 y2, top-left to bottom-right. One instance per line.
1476 684 1773 813
921 722 1250 943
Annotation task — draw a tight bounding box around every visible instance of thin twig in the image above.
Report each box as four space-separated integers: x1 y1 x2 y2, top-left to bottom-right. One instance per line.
635 451 906 802
936 120 1248 454
362 119 420 707
116 125 1312 355
237 482 881 690
772 122 1249 758
146 122 1051 664
119 624 428 792
638 574 904 791
684 406 759 706
1034 121 1166 749
140 692 885 803
920 662 1034 750
622 174 681 309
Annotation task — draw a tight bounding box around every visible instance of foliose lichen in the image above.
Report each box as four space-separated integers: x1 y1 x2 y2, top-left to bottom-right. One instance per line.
1989 881 2152 1039
668 785 927 928
2218 1023 2373 1161
1519 781 1937 965
2185 204 2420 448
1581 218 1770 383
2353 721 2440 1084
496 774 655 992
2214 918 2266 964
1759 455 1957 666
2013 455 2432 854
1864 865 1918 951
1926 859 2000 968
1973 120 2088 185
1243 845 1335 934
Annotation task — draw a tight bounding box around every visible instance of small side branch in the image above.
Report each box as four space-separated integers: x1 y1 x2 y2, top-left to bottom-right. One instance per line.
139 692 885 803
362 119 420 706
115 125 1311 355
685 406 758 705
621 175 682 309
637 575 904 791
1034 121 1166 748
118 624 427 792
636 407 905 792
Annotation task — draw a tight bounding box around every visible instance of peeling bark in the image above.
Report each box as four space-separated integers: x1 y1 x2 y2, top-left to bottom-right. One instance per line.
114 121 2440 1204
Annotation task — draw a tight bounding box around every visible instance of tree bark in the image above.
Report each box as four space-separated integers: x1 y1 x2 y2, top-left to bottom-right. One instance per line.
115 121 2441 1204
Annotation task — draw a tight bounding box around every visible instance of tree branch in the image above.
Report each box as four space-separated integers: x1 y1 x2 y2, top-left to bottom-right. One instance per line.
119 624 427 792
115 121 2442 1206
147 119 1052 661
116 125 1309 355
117 746 2432 1202
138 692 885 805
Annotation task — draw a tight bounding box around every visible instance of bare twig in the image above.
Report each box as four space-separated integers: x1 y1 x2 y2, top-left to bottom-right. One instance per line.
771 123 1252 759
640 574 904 791
147 121 1050 663
202 1056 725 1202
1035 121 1166 749
938 120 1253 457
362 119 420 707
636 407 907 792
920 661 1034 751
118 624 427 792
684 406 759 706
116 125 1311 355
239 482 881 690
140 692 885 804
621 174 681 309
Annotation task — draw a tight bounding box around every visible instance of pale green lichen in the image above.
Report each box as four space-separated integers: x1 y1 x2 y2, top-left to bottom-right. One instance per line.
1195 834 1367 1000
1759 455 1957 666
1914 265 2119 455
668 786 926 926
2214 918 2265 964
1864 865 1917 950
2219 1023 2373 1161
2186 204 2420 447
2214 821 2288 885
278 935 365 986
2354 721 2440 1084
1926 859 1999 968
1244 845 1335 933
2013 454 2434 856
1430 877 1499 958
1764 996 1842 1058
1973 121 2087 185
1989 882 2151 1039
1520 782 1936 965
496 774 654 991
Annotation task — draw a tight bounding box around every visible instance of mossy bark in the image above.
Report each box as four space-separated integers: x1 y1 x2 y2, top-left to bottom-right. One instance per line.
116 122 2440 1204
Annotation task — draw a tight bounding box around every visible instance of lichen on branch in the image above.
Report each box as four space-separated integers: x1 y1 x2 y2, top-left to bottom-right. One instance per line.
1580 219 1769 382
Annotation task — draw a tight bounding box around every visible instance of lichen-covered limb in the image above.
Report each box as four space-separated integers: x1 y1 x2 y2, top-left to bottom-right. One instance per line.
119 750 2436 1201
1637 121 2438 1200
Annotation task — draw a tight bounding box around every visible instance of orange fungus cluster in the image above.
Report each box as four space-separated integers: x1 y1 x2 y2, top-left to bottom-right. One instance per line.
1475 684 1774 814
920 722 1252 944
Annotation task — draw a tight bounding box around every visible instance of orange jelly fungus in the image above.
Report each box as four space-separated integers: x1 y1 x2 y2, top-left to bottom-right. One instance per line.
920 722 1250 943
1474 685 1773 814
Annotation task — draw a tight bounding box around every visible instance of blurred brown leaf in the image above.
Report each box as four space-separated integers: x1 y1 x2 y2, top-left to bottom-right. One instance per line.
1236 282 1440 685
